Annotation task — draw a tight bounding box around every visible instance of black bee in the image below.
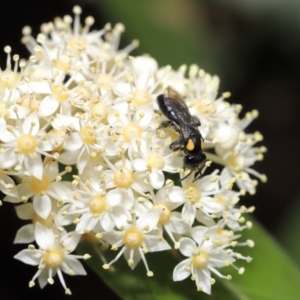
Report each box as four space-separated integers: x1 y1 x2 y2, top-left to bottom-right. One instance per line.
157 86 206 181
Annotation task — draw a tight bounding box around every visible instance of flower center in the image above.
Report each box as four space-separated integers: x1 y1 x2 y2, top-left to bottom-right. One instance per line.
53 54 71 71
52 85 69 102
0 69 19 88
91 102 108 122
226 155 245 172
17 94 39 113
154 204 171 224
122 123 142 143
76 86 92 101
44 248 64 268
97 74 114 89
196 99 215 117
123 227 144 249
67 36 87 52
89 195 107 214
191 249 209 269
184 183 201 204
17 134 37 154
29 175 50 193
146 152 165 170
214 194 226 203
132 89 152 106
32 212 53 227
113 168 134 188
81 125 96 145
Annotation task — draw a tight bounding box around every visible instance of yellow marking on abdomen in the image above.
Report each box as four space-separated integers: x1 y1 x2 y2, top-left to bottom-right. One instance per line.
186 138 195 151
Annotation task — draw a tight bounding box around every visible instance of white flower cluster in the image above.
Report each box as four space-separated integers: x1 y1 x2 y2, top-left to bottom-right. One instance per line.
0 6 266 295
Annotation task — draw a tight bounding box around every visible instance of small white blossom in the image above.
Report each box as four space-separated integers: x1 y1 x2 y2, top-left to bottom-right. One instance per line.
173 226 235 294
103 208 171 275
14 223 89 294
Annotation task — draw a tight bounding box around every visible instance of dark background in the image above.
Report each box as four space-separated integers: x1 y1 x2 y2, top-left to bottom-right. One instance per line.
0 0 299 299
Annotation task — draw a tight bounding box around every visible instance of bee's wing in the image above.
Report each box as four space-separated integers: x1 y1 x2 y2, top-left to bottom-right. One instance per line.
165 86 189 110
165 86 194 139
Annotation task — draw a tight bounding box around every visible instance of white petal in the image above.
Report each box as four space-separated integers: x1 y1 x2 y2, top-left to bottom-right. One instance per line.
100 212 115 232
167 213 190 234
132 158 147 171
14 249 39 265
38 267 52 289
168 186 185 203
38 96 59 116
75 213 96 233
103 230 123 245
123 248 141 270
14 224 35 243
182 203 196 225
64 132 83 150
190 226 208 244
173 258 191 281
144 235 171 252
0 148 17 168
201 197 223 213
112 206 131 229
22 113 39 135
77 148 89 173
58 149 80 165
135 104 153 128
132 56 158 75
106 189 123 206
195 210 216 227
149 170 164 189
63 257 86 275
0 174 19 197
0 128 15 143
35 223 55 249
24 154 43 180
15 203 34 220
43 161 59 180
28 81 51 94
47 182 73 199
195 268 211 295
61 231 81 252
137 208 160 232
179 237 196 257
33 194 52 220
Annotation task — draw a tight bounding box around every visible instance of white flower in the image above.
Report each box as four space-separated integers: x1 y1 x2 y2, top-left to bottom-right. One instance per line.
59 179 131 233
173 226 235 294
150 185 190 247
103 208 171 275
51 113 108 173
131 136 181 189
181 171 221 225
13 202 55 244
4 161 73 219
103 156 148 210
14 223 89 294
0 113 53 179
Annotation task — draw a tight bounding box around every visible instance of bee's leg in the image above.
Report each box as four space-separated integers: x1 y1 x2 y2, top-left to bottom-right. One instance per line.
170 137 185 151
159 120 174 128
193 168 203 181
191 115 201 127
159 120 181 133
180 169 193 181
